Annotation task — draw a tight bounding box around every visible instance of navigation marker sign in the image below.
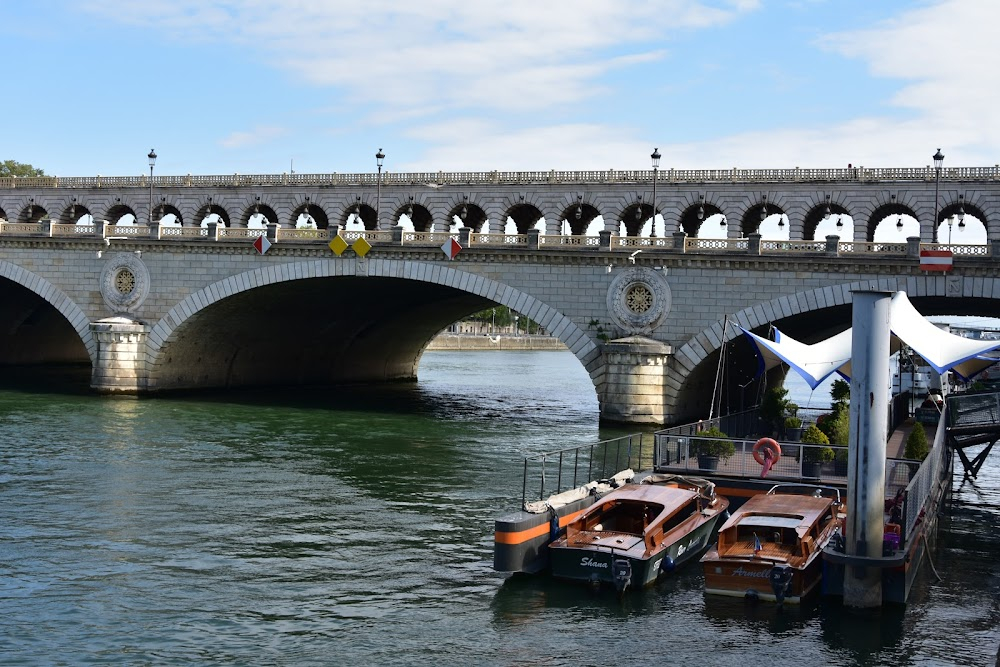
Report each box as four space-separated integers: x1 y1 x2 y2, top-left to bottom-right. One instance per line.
441 237 462 260
253 235 272 255
919 249 953 272
329 235 349 256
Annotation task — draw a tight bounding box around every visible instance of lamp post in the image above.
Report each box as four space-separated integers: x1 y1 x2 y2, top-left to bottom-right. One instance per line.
147 149 157 225
650 147 661 238
375 148 385 230
932 148 944 243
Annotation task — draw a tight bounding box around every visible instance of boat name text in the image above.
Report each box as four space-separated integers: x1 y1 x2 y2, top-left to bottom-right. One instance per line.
580 557 609 569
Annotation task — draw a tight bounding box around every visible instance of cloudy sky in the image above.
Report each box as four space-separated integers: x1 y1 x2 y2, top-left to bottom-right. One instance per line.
2 0 995 178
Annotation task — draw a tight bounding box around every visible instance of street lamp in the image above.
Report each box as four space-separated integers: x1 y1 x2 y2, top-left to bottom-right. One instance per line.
375 148 385 230
932 148 944 243
650 147 661 238
147 149 157 225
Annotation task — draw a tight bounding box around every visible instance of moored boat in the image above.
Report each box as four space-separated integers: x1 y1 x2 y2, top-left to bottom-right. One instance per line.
701 484 844 604
547 475 729 593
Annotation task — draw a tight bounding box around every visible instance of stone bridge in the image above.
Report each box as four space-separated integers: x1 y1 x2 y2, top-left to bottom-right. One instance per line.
2 166 1000 424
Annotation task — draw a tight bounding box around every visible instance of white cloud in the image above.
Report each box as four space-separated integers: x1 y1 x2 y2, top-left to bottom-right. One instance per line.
218 126 287 149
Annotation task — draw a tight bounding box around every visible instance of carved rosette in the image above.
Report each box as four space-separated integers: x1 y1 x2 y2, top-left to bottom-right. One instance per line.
100 252 150 314
606 267 671 335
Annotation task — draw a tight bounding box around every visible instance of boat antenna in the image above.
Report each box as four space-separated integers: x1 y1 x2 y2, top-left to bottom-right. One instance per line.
709 316 729 420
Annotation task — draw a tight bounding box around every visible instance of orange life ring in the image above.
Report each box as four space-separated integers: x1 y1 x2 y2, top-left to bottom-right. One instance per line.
753 438 781 466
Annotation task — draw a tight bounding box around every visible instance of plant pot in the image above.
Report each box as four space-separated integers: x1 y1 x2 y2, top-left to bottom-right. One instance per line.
803 461 824 478
697 454 720 471
785 427 803 441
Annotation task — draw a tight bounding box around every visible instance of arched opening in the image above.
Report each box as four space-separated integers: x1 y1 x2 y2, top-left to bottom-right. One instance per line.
505 203 544 234
105 203 137 226
936 198 988 245
804 200 852 241
680 200 724 237
868 202 917 241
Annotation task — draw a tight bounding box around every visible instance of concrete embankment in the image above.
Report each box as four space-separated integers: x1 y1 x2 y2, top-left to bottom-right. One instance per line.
426 334 567 351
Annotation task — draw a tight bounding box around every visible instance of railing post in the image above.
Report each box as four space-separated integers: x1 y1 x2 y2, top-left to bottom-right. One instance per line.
392 225 404 245
906 236 921 259
599 230 612 250
207 221 220 241
266 222 278 243
672 231 687 251
149 221 162 240
40 219 53 237
991 238 1000 259
527 229 540 250
747 232 762 256
95 219 108 239
459 226 472 246
825 234 840 257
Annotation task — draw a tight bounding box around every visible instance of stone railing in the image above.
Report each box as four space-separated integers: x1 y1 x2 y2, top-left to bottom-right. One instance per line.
3 164 1000 190
1 220 997 261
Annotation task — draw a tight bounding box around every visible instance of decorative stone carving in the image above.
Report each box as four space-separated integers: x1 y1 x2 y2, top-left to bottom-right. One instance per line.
606 267 671 334
100 252 150 314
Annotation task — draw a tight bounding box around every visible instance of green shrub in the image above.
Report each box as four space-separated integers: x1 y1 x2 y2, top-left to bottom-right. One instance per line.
784 416 802 429
904 424 930 460
801 425 834 462
694 426 736 462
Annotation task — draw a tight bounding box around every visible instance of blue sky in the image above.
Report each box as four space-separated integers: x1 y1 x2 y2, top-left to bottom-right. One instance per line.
3 0 996 180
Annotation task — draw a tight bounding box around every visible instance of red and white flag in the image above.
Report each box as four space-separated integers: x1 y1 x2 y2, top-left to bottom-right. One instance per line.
919 249 952 272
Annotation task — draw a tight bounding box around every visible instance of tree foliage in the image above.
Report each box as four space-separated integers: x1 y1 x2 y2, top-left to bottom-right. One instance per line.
0 160 45 178
904 424 930 460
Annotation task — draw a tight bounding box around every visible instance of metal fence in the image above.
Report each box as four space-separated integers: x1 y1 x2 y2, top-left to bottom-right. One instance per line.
519 433 651 507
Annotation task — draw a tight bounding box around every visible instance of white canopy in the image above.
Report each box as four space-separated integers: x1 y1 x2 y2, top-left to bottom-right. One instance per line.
740 291 1000 388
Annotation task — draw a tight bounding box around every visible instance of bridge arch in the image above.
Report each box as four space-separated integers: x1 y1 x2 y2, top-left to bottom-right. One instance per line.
144 258 600 394
672 276 1000 422
103 199 138 225
0 259 96 364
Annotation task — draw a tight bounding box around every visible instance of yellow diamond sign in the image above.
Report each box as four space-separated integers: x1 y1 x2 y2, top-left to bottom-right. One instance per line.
329 235 349 256
352 236 372 257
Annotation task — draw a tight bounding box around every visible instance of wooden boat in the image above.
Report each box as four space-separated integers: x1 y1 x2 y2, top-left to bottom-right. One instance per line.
547 475 729 593
701 484 844 604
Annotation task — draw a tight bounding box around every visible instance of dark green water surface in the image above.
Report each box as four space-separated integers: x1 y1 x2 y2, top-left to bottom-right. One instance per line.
0 351 997 666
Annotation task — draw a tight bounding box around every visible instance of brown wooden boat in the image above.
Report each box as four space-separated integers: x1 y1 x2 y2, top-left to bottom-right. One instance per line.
701 484 844 604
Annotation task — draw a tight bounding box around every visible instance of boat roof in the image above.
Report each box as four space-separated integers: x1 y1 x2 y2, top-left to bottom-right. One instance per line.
594 483 698 508
720 493 833 532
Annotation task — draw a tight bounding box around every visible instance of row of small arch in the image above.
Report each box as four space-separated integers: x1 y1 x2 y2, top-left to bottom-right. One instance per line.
1 192 989 241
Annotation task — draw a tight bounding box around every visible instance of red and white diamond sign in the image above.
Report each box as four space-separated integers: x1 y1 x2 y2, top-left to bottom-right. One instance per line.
441 237 462 260
253 235 272 255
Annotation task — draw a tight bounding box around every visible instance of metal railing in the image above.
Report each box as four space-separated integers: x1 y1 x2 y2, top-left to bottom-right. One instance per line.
519 433 651 508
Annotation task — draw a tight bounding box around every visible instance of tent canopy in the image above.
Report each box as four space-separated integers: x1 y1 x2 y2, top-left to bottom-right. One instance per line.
739 292 1000 389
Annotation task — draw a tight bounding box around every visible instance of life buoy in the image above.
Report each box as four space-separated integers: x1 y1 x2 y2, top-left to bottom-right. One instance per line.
752 438 781 465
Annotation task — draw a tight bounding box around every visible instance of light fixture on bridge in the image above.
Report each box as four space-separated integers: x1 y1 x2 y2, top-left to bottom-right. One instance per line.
778 215 785 229
824 194 831 219
147 149 157 225
355 196 362 226
697 194 705 221
896 215 904 231
957 194 966 229
635 195 643 224
720 215 727 228
375 148 385 230
575 195 583 221
836 215 843 229
26 197 33 223
650 147 661 238
760 194 768 222
254 196 260 215
70 197 76 222
460 195 468 221
932 148 944 242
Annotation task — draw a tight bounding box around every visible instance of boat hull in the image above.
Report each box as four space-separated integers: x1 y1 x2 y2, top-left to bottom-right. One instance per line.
702 554 822 604
549 512 721 590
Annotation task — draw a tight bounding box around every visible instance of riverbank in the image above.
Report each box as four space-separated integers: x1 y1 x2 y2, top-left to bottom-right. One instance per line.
426 333 566 351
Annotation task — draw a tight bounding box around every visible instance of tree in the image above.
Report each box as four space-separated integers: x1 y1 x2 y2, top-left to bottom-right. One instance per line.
0 160 45 178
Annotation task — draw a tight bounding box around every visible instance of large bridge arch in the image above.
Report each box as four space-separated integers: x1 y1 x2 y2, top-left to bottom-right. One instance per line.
672 276 1000 422
144 258 601 394
0 259 95 365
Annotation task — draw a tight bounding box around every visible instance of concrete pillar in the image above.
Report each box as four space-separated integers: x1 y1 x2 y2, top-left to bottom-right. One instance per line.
95 220 108 239
747 233 762 255
599 230 612 250
825 234 840 256
673 231 687 251
392 225 404 244
527 229 540 250
207 221 220 241
459 226 472 246
90 317 150 393
149 222 162 240
598 336 672 424
266 222 278 243
906 236 921 258
844 289 892 608
991 238 1000 260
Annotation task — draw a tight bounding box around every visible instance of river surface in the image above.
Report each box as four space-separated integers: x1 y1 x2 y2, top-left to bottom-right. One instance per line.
0 350 997 666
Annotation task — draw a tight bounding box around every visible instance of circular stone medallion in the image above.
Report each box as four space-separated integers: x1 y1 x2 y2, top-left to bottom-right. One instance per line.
100 252 150 314
606 266 672 335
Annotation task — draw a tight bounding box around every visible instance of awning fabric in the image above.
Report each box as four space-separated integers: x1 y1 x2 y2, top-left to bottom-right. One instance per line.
739 292 1000 387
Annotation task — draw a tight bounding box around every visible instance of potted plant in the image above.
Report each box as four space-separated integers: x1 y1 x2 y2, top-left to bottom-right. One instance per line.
801 425 834 478
784 415 803 441
693 426 735 472
904 423 930 461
